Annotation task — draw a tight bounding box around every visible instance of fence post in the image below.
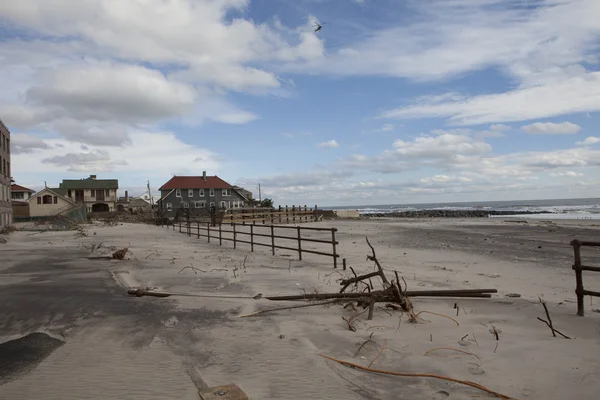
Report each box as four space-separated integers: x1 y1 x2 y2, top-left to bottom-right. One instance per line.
207 222 210 243
197 221 200 239
271 225 275 256
331 228 338 269
278 206 282 224
292 205 296 224
572 240 584 316
297 226 302 261
187 220 191 236
233 223 237 249
179 221 181 233
342 258 346 271
219 223 222 246
250 224 254 252
304 205 307 222
286 206 289 224
270 209 274 225
173 221 175 231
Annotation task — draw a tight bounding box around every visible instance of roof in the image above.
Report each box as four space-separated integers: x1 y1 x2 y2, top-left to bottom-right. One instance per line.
59 177 118 190
11 184 35 193
159 176 233 190
29 187 76 205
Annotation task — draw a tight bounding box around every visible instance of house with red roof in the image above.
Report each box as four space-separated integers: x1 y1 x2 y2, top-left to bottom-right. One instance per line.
11 184 35 202
158 171 251 218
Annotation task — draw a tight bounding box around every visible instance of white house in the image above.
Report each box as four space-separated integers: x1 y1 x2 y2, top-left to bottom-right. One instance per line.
11 184 35 202
28 187 77 217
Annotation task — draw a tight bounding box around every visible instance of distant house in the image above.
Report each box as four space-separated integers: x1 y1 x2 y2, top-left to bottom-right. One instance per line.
233 186 253 202
158 171 250 219
116 190 152 212
11 184 35 202
28 187 77 217
57 175 118 212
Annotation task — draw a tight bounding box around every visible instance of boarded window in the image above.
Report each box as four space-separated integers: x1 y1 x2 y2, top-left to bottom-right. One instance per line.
42 195 53 204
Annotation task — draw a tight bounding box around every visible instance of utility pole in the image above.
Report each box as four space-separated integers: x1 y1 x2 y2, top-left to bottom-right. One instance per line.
258 183 262 202
147 180 154 208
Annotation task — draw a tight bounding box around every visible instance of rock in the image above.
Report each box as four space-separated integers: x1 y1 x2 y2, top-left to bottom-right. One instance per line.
432 391 450 399
469 366 485 375
0 236 7 244
505 293 521 298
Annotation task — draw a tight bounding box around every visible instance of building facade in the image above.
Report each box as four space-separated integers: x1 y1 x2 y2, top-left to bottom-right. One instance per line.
11 184 35 202
28 187 77 217
0 119 11 229
158 172 249 219
57 175 118 212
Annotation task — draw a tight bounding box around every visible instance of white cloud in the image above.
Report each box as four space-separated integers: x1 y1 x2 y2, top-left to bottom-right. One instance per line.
490 124 510 132
318 139 340 148
381 124 395 132
551 171 584 177
379 73 600 125
10 133 52 154
12 130 221 179
576 136 600 146
393 134 491 158
521 122 581 135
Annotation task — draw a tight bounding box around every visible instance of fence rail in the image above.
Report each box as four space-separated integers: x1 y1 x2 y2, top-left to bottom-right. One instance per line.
170 220 339 267
571 239 600 316
224 205 316 225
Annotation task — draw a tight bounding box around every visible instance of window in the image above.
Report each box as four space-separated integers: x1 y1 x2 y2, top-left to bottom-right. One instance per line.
166 203 172 211
188 189 194 197
222 189 231 196
209 189 214 197
220 201 226 209
42 195 53 204
37 197 41 204
54 196 58 204
105 189 110 197
176 189 181 197
209 202 215 208
228 201 232 208
90 190 95 198
12 191 24 200
183 202 189 208
68 190 72 198
199 189 205 196
195 201 206 208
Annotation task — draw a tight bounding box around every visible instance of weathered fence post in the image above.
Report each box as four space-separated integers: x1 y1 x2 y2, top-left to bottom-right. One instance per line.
292 205 296 224
331 228 338 269
271 225 275 256
572 239 584 316
197 221 200 239
219 223 222 246
342 258 346 271
233 223 237 249
179 221 182 233
207 222 210 243
286 206 289 224
297 226 302 261
250 224 254 252
304 205 308 222
278 206 282 224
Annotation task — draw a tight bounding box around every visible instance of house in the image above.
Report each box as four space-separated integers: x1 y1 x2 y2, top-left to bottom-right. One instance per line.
116 191 152 212
11 184 35 202
0 118 11 229
57 175 118 212
158 171 249 219
233 186 253 202
28 187 77 217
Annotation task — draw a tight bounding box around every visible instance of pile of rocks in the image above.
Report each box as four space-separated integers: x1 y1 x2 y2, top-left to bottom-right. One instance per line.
363 210 553 218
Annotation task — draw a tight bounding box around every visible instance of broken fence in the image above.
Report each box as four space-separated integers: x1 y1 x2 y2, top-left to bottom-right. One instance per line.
167 220 340 268
571 239 600 316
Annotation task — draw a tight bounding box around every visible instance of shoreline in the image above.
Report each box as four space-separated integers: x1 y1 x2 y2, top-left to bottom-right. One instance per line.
360 209 556 218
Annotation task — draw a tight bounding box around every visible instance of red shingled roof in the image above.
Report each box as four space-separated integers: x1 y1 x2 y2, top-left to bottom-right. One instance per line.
159 176 233 190
11 184 35 193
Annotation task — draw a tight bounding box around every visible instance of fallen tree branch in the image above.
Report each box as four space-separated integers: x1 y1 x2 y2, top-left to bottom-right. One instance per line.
239 300 341 318
538 298 571 339
355 333 375 356
368 339 387 368
266 288 497 301
365 237 391 287
424 347 480 362
318 354 516 399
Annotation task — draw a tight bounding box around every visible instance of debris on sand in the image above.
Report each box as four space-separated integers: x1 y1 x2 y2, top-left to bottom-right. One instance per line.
112 248 129 260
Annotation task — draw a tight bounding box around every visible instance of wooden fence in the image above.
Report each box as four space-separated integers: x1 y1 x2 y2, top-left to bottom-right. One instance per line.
223 205 317 225
171 220 340 267
571 239 600 316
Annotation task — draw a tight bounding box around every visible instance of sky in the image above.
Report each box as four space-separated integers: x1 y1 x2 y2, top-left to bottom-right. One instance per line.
1 0 600 207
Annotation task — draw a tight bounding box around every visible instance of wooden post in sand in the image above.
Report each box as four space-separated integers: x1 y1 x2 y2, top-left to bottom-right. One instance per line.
332 228 338 269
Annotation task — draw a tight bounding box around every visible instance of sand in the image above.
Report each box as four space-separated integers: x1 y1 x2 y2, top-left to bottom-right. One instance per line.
1 218 600 399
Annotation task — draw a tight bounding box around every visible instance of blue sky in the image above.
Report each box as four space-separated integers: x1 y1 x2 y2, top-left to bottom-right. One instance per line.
1 0 599 206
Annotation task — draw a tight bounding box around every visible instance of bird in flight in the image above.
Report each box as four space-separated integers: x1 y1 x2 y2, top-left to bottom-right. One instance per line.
313 21 326 32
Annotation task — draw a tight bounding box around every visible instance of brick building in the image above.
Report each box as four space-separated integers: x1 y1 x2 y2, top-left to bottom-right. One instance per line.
0 119 11 229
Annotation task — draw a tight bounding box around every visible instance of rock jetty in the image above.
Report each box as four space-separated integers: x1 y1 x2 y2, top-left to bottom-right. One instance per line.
362 210 552 218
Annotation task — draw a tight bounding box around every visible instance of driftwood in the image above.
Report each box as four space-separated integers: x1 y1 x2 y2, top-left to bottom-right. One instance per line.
265 288 496 301
538 298 571 339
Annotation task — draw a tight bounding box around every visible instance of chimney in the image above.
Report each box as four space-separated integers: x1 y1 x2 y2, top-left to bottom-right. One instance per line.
203 171 207 182
125 190 129 202
90 175 97 180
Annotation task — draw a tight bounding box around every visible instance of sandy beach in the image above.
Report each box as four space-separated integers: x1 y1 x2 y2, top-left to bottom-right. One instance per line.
1 217 600 400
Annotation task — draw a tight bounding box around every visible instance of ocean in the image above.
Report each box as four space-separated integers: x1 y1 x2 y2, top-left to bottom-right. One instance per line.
327 198 600 219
